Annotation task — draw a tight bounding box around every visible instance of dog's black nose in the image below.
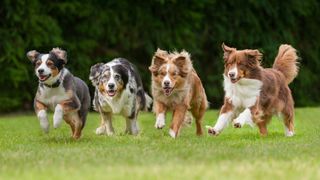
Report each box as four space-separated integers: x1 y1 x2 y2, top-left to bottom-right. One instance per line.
228 72 235 78
108 83 115 89
38 69 44 74
164 81 170 87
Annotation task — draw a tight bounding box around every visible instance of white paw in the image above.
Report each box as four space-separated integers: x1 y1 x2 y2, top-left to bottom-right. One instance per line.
155 113 165 129
285 128 294 137
233 117 244 128
38 110 49 133
96 126 107 135
169 129 176 138
206 126 219 136
53 104 63 128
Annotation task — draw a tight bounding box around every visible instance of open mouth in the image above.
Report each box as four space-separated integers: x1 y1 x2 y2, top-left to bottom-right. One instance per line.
163 87 173 96
230 77 238 83
38 74 51 82
107 90 117 97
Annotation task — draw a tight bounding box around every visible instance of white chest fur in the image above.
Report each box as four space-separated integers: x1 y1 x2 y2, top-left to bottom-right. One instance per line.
38 86 69 110
98 88 134 116
223 75 262 108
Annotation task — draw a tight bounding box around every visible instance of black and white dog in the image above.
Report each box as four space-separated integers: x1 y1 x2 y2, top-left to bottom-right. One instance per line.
89 58 152 135
27 48 90 139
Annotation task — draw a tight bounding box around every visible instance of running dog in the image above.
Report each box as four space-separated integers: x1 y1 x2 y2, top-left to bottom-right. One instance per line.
149 49 208 138
27 48 90 139
207 43 299 136
89 58 152 136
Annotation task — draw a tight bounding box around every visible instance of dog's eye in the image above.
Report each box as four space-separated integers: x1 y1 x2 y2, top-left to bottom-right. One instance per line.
35 61 41 66
114 74 120 80
47 61 54 66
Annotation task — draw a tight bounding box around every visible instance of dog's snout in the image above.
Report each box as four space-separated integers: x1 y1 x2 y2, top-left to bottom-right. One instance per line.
108 83 115 89
38 69 44 74
164 81 170 87
228 72 235 78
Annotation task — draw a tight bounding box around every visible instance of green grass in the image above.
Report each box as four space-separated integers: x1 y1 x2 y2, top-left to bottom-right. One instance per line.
1 108 320 180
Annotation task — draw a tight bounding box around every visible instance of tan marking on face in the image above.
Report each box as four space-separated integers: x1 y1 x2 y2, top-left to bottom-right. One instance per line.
99 83 106 94
46 60 59 77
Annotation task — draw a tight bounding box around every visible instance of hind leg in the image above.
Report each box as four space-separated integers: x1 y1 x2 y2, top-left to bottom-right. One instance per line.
64 112 83 139
191 103 206 136
256 116 271 136
282 107 295 137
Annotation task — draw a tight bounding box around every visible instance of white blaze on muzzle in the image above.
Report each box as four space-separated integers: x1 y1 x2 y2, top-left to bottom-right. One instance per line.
36 54 51 77
162 64 171 87
228 65 238 79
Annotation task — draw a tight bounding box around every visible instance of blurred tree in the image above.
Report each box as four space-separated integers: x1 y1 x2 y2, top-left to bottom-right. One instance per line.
0 0 319 112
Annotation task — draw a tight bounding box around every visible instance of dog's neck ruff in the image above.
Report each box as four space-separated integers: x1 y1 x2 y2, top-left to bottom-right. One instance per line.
41 69 64 88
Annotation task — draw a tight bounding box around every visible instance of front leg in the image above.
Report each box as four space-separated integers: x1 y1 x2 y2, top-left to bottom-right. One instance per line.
233 99 260 128
96 111 114 136
53 104 64 128
233 108 255 128
125 115 139 135
207 99 233 136
154 101 167 129
169 104 188 138
34 100 49 133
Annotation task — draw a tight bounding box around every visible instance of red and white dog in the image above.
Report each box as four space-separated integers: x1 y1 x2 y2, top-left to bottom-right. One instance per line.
207 43 299 137
149 49 208 138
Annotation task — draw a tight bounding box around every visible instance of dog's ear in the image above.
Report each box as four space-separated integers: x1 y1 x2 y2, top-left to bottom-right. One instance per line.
149 48 167 75
50 47 67 64
26 50 40 63
89 63 105 86
246 49 262 66
173 50 192 77
222 43 236 61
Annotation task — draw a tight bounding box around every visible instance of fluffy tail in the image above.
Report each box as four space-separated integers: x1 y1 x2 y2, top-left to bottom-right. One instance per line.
273 44 299 84
144 93 153 112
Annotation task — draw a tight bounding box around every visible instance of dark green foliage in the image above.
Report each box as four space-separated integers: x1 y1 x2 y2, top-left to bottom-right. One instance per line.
0 0 319 112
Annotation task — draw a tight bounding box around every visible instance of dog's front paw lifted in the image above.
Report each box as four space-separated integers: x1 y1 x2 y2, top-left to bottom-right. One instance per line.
38 110 49 133
53 104 64 128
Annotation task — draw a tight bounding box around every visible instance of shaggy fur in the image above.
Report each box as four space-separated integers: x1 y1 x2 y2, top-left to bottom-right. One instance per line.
207 43 299 137
90 58 152 136
149 49 208 138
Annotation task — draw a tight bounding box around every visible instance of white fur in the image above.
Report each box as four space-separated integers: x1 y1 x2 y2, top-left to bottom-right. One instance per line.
36 54 51 77
107 67 117 91
53 104 63 128
155 113 165 129
285 127 294 137
228 65 238 78
99 87 134 116
223 75 262 108
162 64 171 87
233 108 254 127
169 129 176 138
37 110 49 133
37 69 69 110
210 111 233 134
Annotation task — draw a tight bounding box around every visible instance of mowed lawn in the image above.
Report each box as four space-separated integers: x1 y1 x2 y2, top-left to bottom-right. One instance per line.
0 108 320 180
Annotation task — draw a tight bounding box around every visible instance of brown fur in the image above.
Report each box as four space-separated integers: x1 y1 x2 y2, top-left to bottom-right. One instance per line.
150 49 208 137
212 43 299 136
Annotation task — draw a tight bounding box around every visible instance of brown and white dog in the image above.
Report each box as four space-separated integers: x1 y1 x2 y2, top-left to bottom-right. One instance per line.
149 49 208 138
207 43 299 137
27 48 90 139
